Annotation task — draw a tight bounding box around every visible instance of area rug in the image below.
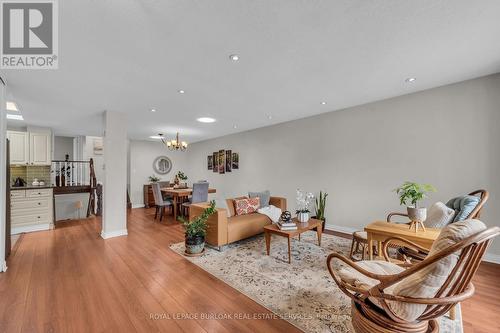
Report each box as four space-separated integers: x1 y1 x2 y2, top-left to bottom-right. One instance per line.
170 232 462 333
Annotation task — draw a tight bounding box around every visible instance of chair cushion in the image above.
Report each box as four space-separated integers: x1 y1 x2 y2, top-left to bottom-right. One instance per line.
388 219 486 321
353 231 367 240
424 202 455 228
338 260 404 290
446 195 480 222
234 197 260 216
248 190 271 208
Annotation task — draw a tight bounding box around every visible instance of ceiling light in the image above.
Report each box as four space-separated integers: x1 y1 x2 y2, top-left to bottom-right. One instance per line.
197 117 216 123
229 54 239 61
6 114 24 121
233 125 238 129
405 77 416 83
150 108 156 112
149 135 162 139
6 101 18 111
267 115 273 120
178 89 185 94
321 101 327 105
159 133 188 151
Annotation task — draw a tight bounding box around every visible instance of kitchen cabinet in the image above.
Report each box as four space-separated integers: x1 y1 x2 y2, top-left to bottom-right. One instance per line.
7 130 52 165
6 131 29 165
10 188 54 234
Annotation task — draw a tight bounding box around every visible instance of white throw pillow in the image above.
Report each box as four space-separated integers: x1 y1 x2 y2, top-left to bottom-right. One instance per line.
424 202 455 228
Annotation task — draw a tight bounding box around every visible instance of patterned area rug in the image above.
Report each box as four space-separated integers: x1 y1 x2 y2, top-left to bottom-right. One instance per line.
170 232 462 333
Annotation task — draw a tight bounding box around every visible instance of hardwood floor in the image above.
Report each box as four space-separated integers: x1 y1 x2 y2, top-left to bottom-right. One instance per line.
0 208 498 333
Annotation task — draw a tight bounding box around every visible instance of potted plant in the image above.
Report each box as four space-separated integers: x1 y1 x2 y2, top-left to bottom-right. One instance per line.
394 181 436 223
296 189 314 223
149 175 160 183
313 191 328 230
179 200 216 255
176 171 188 187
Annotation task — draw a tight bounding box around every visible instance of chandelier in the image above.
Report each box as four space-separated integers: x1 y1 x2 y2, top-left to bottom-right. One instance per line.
159 132 188 151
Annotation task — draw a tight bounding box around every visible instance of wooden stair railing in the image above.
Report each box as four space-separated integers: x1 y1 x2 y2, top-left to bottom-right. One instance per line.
51 158 98 218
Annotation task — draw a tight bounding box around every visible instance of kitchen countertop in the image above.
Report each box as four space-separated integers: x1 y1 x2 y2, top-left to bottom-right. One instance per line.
11 185 56 190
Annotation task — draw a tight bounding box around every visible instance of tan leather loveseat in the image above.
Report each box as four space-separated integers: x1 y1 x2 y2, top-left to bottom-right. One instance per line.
190 196 287 249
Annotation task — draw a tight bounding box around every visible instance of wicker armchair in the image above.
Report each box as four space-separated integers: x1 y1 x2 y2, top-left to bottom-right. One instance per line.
328 220 499 333
349 189 489 261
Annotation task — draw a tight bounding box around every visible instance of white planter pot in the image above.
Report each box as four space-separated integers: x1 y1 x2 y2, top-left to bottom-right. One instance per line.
297 212 310 223
407 207 427 222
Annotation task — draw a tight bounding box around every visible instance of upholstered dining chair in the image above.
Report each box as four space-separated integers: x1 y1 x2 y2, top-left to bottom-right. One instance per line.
151 182 172 222
181 182 209 217
328 219 499 333
349 189 489 261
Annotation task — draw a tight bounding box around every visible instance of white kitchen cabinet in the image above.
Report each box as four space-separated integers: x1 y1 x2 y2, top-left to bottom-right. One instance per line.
7 130 52 165
7 131 29 165
10 188 54 234
29 132 52 165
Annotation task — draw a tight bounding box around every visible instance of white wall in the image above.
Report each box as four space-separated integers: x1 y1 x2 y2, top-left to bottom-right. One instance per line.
129 140 188 207
83 136 104 183
183 74 500 258
0 81 6 271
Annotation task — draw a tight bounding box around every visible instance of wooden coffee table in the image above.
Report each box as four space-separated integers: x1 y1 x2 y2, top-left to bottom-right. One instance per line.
264 218 323 264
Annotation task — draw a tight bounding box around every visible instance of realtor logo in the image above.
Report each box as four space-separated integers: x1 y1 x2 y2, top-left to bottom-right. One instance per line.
1 0 58 69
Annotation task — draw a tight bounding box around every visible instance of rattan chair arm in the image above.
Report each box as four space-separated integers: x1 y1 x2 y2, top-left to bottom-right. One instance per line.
386 212 409 222
382 236 429 262
327 252 394 283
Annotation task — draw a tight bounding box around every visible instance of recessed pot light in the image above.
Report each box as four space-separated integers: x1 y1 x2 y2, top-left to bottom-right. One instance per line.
178 89 185 94
229 54 239 61
233 125 238 129
267 115 273 120
149 135 162 139
197 117 216 123
405 77 416 83
321 101 327 105
150 108 156 112
6 114 23 121
6 101 18 111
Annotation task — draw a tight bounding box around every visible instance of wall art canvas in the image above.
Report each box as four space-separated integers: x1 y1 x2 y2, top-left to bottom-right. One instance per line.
207 155 213 170
225 150 232 172
218 150 225 174
232 152 239 169
213 152 218 173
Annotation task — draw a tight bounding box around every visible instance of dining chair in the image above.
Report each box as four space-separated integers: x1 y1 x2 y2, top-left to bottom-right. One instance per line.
181 182 209 217
151 182 172 222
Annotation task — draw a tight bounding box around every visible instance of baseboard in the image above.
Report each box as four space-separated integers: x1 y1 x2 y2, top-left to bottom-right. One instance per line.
11 223 50 235
132 204 145 209
1 260 7 273
100 228 128 239
483 253 500 265
325 223 358 235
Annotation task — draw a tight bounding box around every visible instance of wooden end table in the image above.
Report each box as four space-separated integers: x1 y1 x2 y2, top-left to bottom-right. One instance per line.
264 218 323 264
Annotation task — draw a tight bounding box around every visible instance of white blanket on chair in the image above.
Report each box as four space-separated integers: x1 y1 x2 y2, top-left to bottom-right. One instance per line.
257 205 282 223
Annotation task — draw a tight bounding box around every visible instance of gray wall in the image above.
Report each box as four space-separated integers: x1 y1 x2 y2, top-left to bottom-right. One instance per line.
129 140 188 207
183 74 500 258
53 136 74 161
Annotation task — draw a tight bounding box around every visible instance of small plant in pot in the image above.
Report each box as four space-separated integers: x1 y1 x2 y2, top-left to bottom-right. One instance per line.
179 200 216 255
395 181 436 224
313 191 328 230
296 189 314 223
176 171 188 187
149 175 160 183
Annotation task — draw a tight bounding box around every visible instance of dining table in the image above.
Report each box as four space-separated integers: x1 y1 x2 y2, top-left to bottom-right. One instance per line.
160 187 216 220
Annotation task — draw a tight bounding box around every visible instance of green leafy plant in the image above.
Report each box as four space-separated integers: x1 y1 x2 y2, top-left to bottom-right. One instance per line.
177 171 188 181
315 191 328 220
179 200 216 238
149 175 160 183
394 182 436 208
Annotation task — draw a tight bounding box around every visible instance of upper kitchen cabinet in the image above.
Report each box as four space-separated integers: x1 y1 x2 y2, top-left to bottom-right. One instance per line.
29 132 52 165
7 131 29 165
7 131 52 166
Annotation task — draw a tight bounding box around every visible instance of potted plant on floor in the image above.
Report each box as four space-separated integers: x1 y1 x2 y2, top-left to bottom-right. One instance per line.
179 200 216 255
296 189 314 223
313 191 328 230
394 181 436 228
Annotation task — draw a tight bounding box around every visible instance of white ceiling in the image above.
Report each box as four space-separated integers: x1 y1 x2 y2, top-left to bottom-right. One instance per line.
3 0 500 142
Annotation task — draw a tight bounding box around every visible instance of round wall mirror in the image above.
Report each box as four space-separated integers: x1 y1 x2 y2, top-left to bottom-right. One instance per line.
153 156 172 175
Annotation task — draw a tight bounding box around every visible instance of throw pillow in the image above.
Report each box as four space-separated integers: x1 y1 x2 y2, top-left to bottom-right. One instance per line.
424 202 456 228
446 195 480 222
248 190 270 208
234 197 260 216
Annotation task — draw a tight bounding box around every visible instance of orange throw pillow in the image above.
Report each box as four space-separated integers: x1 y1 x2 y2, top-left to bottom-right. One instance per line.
234 197 260 216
